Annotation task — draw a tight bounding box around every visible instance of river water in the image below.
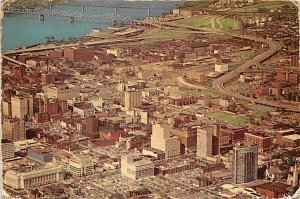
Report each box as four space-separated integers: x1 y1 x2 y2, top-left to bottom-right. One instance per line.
2 1 182 51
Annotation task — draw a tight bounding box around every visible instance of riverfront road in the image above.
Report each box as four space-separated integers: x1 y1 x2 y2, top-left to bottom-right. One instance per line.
3 19 299 112
2 37 144 55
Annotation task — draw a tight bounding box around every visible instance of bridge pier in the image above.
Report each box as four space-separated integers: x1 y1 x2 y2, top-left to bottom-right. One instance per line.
147 8 150 16
112 20 117 27
115 7 118 13
82 5 85 12
39 14 44 21
49 4 52 10
69 16 74 23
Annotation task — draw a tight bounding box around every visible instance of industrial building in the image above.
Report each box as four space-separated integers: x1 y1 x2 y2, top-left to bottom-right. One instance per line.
54 152 95 177
64 47 95 62
121 153 154 180
27 147 53 162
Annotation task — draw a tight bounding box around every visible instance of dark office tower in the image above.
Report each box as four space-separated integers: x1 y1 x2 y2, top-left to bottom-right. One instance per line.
212 124 221 155
86 117 99 133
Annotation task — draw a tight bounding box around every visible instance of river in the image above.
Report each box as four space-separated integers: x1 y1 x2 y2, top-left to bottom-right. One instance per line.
2 1 182 51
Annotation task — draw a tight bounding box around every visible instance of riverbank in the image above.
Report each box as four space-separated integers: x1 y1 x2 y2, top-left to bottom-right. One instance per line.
8 0 66 9
2 1 181 51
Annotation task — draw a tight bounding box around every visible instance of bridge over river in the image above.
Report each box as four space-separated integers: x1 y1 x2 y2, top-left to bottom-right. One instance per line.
4 7 133 23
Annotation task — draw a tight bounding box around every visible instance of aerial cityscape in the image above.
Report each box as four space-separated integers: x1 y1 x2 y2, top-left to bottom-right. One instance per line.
1 0 300 199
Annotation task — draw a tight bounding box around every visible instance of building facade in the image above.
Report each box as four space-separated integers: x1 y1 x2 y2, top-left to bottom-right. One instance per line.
151 124 181 159
55 153 94 177
124 90 142 110
244 133 272 153
42 84 80 100
121 153 154 180
3 117 26 142
4 165 64 189
27 147 53 162
11 94 34 120
1 139 15 160
197 127 213 158
233 144 258 184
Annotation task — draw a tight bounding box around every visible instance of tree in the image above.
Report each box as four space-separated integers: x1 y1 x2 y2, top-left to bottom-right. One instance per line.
258 7 269 13
227 102 237 112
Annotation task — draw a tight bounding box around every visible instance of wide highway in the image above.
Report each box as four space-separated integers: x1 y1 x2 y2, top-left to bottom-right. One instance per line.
2 37 144 55
150 20 300 112
212 34 300 113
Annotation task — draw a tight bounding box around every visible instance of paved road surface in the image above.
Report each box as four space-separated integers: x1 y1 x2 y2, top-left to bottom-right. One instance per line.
177 76 207 90
152 20 300 112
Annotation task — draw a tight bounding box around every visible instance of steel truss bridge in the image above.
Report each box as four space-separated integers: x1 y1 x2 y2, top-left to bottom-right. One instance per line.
4 8 132 23
63 0 180 10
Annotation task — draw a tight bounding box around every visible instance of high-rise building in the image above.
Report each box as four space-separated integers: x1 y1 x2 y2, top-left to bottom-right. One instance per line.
2 100 12 117
11 93 33 120
1 139 15 160
197 127 213 158
151 124 181 159
3 118 26 142
233 144 258 184
86 116 99 133
212 124 221 155
124 90 142 110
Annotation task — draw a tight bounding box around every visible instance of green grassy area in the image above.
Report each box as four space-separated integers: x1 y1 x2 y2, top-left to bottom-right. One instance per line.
199 90 223 97
235 99 249 105
178 15 241 32
247 104 276 112
253 111 270 119
208 111 248 124
233 1 293 12
247 104 275 119
144 28 189 42
9 0 65 9
219 17 242 30
178 15 214 29
239 50 256 58
181 0 218 8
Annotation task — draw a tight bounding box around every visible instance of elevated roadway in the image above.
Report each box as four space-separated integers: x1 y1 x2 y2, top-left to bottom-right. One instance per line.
2 37 144 56
151 21 300 112
212 35 300 112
